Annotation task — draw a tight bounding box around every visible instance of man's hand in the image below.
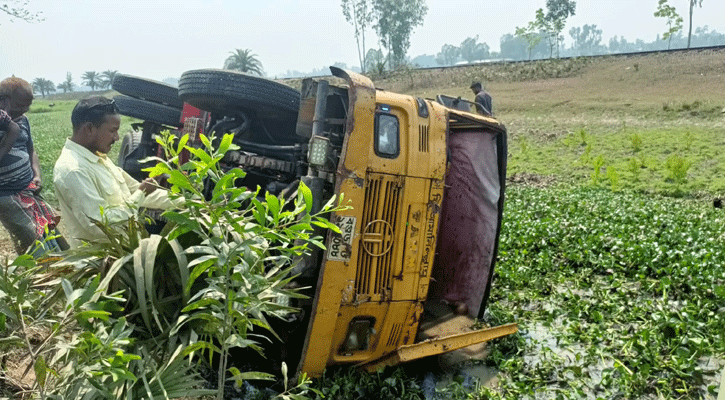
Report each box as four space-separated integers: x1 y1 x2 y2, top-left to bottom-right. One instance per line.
138 178 160 195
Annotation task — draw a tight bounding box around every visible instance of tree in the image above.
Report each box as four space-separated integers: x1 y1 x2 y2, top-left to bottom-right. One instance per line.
654 0 683 50
515 21 544 60
32 78 55 98
223 49 264 76
500 33 528 60
100 70 117 89
687 0 703 48
459 36 489 63
569 24 602 56
341 0 374 73
371 0 428 69
365 48 386 74
435 44 459 66
82 71 100 91
57 72 74 93
0 0 43 23
534 0 576 58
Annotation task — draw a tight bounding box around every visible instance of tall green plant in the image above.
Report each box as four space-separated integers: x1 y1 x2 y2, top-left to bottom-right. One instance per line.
591 155 605 185
665 154 692 185
147 131 346 399
11 130 345 399
0 254 213 400
630 133 643 152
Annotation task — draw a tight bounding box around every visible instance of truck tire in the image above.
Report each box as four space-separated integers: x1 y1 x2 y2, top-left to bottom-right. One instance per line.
112 74 184 109
114 95 182 127
178 69 300 122
118 130 141 167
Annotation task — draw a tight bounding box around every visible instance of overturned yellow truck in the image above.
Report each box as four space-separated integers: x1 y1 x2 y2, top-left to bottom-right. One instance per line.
291 68 516 377
113 67 517 377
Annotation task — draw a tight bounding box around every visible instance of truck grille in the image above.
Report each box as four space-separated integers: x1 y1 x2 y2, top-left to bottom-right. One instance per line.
418 125 429 152
386 322 403 347
355 174 402 298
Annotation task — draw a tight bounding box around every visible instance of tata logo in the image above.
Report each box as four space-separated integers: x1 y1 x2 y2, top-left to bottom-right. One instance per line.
361 219 394 257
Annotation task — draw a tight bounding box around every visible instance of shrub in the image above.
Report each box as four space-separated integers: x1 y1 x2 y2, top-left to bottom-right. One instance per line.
627 157 642 182
591 155 605 185
665 154 692 185
2 132 343 400
630 133 643 152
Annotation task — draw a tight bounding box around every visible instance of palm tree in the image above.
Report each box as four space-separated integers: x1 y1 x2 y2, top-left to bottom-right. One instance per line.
223 48 264 75
82 71 100 91
32 78 55 98
100 70 117 89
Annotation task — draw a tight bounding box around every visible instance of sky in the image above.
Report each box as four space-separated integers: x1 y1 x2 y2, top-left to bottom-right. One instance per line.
1 0 724 86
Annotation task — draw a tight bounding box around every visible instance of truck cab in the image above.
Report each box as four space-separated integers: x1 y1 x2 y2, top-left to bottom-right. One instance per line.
292 68 514 376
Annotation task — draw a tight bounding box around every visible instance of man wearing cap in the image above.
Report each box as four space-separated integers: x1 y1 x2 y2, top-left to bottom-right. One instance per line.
53 96 177 248
470 81 493 116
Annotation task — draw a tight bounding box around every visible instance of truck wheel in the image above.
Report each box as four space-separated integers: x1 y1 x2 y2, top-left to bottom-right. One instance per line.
112 74 184 109
114 95 182 127
118 130 142 167
178 69 300 122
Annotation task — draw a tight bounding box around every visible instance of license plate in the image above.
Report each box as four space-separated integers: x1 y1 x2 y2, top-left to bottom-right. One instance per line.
327 215 356 262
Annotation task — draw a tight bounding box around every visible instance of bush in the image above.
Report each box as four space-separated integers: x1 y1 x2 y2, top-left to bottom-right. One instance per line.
1 132 342 400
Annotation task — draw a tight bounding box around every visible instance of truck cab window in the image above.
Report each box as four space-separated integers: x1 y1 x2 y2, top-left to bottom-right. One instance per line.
375 113 399 158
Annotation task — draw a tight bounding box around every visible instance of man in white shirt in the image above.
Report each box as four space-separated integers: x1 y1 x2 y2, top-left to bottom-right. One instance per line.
53 96 176 248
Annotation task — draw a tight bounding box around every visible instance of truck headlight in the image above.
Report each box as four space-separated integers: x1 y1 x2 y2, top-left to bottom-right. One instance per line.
308 135 330 168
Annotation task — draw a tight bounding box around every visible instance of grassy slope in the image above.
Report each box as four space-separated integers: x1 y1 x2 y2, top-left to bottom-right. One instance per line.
380 50 725 195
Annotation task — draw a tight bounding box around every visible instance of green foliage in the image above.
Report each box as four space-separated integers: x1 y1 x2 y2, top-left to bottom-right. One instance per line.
627 157 642 182
312 367 424 399
0 255 213 399
630 132 643 152
664 154 691 185
590 154 604 185
578 128 589 145
605 165 619 190
518 136 530 158
32 77 56 98
684 131 694 150
147 131 345 399
223 49 264 76
436 43 460 67
371 0 428 69
528 0 576 59
341 0 374 73
82 71 100 91
0 0 43 23
654 0 684 49
0 130 344 399
515 21 543 60
459 36 489 63
485 186 725 399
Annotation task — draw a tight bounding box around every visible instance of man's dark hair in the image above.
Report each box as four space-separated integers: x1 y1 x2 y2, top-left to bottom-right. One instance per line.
71 96 119 129
470 81 482 90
